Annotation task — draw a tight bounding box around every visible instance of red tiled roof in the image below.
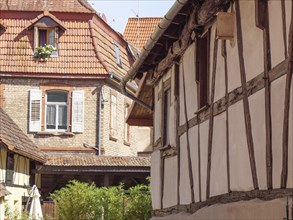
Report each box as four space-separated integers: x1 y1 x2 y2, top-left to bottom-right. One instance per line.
123 17 162 50
0 108 46 163
0 0 95 13
44 155 150 167
0 11 131 77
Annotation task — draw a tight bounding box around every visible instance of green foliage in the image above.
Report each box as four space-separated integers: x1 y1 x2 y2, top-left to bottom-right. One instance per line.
33 44 56 61
124 184 151 220
50 180 151 220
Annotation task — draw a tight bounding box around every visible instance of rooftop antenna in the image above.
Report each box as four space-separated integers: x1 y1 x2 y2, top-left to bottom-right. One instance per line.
131 0 140 49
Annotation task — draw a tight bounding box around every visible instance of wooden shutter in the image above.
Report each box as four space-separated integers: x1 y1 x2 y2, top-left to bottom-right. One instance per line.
29 89 42 132
72 90 84 133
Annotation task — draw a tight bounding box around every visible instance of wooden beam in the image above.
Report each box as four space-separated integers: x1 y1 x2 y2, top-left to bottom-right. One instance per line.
281 2 293 188
178 58 288 137
153 188 293 217
126 118 153 126
182 62 195 203
206 30 218 199
222 40 231 193
235 0 259 190
281 0 288 58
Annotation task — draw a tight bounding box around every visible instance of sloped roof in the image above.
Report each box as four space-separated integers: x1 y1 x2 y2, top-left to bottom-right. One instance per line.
0 108 46 163
0 0 95 13
123 17 162 50
0 2 131 77
44 155 150 167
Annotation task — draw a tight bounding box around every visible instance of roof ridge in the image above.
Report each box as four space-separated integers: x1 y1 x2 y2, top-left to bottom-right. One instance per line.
77 0 96 13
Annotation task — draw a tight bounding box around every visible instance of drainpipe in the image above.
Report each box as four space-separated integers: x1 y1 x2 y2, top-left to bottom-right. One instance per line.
97 86 103 155
120 0 189 105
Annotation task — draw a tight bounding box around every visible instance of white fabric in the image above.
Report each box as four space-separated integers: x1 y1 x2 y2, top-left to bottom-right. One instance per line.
29 185 43 220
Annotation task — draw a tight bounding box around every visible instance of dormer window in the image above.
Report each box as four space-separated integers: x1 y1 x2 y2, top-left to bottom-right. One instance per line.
27 12 66 58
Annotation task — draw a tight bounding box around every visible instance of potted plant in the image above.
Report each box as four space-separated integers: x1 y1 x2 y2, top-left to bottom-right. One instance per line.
34 44 56 62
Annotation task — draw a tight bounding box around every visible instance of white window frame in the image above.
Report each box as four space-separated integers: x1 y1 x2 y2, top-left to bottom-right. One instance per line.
45 91 68 132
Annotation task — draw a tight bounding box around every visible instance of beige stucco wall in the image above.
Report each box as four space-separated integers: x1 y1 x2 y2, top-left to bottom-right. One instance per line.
210 112 228 197
271 75 286 188
248 89 266 190
199 121 209 201
240 0 264 82
189 125 200 202
163 156 178 208
189 198 291 219
179 133 192 205
154 82 162 142
5 186 29 217
228 100 254 191
269 0 286 68
151 150 161 210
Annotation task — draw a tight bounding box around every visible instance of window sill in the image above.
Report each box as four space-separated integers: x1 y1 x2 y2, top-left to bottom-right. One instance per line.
109 135 118 142
123 140 130 146
35 131 75 137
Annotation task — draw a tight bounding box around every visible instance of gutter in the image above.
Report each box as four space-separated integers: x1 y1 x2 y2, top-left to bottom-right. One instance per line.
120 0 189 107
108 72 152 110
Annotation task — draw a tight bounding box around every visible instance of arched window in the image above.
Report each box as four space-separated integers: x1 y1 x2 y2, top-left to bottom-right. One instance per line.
46 91 68 130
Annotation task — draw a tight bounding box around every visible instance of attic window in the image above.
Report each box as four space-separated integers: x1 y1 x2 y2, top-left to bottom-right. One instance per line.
114 41 122 66
33 17 62 57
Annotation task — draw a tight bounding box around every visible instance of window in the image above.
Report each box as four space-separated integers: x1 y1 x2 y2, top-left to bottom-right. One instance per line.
196 32 210 108
110 93 117 138
163 88 171 146
33 16 61 57
114 41 122 66
46 91 68 131
6 153 14 186
29 89 84 133
124 103 130 144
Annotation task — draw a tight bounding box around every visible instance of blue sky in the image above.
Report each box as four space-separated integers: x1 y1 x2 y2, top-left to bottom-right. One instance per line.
88 0 175 33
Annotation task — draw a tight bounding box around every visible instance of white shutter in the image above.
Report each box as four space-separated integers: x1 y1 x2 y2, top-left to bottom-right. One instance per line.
29 89 42 132
72 90 84 133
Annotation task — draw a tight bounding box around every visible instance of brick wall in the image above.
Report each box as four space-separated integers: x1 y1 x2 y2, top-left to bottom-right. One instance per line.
1 77 151 156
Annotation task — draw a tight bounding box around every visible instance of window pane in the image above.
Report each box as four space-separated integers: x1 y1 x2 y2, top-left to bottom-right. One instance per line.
46 105 56 129
39 29 47 46
47 91 67 102
58 105 67 129
48 29 55 46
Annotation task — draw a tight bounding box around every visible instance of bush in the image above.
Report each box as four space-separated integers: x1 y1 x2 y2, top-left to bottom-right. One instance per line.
50 180 151 220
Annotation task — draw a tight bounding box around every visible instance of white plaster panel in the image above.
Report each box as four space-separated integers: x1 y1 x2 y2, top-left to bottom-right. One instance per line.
151 150 162 210
229 100 254 191
189 125 200 202
226 22 241 92
5 186 29 216
179 133 192 204
285 0 292 57
288 77 293 188
199 120 209 201
210 112 228 197
163 156 178 208
169 102 176 147
240 0 264 82
214 41 226 102
269 0 286 68
154 84 162 142
182 42 198 120
271 76 286 188
248 90 267 190
179 66 185 125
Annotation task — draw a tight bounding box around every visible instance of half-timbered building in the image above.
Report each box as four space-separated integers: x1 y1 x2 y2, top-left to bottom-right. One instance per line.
122 0 293 218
